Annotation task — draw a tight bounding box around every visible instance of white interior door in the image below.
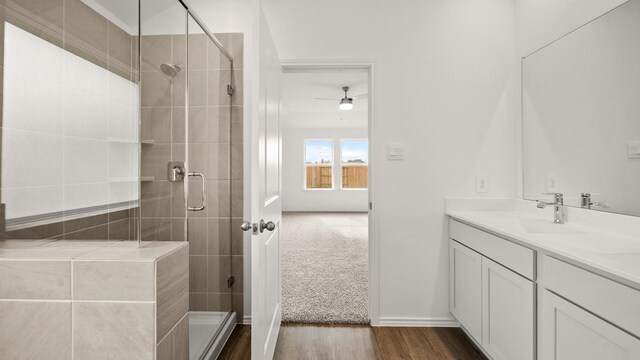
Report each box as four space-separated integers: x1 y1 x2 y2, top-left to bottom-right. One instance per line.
248 12 282 360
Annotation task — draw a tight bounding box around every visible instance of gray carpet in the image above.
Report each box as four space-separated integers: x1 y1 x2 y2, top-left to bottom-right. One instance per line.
281 212 369 324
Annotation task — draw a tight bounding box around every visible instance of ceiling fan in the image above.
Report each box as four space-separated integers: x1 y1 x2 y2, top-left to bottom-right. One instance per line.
314 86 368 111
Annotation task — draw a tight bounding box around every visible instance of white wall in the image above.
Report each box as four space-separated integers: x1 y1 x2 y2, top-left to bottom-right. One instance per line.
282 127 368 212
263 0 517 324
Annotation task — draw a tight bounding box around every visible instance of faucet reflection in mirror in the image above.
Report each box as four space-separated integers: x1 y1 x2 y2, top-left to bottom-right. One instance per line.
580 193 610 210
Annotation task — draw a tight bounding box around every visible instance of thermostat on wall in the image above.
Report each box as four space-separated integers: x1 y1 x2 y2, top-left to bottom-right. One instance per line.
387 143 404 160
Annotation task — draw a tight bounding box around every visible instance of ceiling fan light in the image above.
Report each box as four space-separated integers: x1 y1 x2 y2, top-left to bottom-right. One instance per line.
339 98 353 111
339 103 353 111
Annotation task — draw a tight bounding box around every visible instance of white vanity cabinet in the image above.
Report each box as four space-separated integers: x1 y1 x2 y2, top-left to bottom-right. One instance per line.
449 240 482 342
449 220 535 360
539 290 640 360
448 216 640 360
481 257 535 360
539 255 640 360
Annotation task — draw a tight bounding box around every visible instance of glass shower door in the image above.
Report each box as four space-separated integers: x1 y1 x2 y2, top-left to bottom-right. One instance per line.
185 13 234 359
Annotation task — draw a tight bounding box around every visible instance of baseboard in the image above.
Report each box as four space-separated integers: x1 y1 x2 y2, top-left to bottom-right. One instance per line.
242 315 252 325
377 317 460 327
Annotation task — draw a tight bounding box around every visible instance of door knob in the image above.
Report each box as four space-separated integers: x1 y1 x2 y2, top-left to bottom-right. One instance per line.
240 221 253 232
260 220 276 233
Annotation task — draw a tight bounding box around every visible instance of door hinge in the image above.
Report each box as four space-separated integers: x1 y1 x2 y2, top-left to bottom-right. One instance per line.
227 275 235 288
369 202 373 210
227 84 234 96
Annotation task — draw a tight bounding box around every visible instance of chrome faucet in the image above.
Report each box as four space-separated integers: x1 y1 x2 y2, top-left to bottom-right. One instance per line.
580 193 610 210
537 193 565 224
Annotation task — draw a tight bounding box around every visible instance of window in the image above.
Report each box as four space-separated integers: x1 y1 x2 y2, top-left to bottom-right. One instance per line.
304 140 333 189
341 140 368 189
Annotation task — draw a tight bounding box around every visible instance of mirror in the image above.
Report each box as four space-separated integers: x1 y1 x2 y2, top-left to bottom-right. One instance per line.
0 0 139 238
522 0 640 216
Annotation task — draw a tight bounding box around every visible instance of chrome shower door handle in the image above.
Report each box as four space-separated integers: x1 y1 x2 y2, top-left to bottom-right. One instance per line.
187 172 206 211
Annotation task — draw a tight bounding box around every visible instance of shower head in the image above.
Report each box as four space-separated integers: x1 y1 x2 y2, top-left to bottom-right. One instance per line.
160 63 181 77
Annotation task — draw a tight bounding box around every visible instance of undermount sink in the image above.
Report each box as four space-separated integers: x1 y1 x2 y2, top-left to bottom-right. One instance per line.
516 217 581 234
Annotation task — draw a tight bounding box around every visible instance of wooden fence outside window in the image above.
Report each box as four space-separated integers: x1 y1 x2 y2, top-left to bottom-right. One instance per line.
305 165 368 189
341 165 368 189
306 166 333 189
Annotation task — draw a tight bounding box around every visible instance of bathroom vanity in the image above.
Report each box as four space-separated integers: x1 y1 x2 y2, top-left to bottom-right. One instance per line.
446 199 640 360
0 240 188 359
453 1 640 358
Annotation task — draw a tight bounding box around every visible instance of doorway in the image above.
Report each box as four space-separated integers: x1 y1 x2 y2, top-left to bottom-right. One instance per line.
280 71 370 324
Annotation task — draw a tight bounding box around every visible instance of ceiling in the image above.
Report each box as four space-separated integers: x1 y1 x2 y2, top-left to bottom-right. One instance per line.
282 71 368 129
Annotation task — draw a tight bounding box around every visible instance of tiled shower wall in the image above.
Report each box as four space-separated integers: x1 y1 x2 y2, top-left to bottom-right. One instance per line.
139 32 245 318
0 0 137 240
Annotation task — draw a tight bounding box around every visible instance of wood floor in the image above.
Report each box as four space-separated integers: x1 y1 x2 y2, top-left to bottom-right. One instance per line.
218 324 486 360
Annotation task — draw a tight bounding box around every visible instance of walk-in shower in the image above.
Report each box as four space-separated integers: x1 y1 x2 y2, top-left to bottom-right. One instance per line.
0 0 242 358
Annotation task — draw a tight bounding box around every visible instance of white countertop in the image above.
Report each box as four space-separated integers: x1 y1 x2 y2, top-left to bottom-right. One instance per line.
446 199 640 290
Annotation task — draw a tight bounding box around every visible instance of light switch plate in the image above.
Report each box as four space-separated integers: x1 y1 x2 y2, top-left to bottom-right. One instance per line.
476 175 489 193
387 143 404 160
546 174 558 192
628 142 640 159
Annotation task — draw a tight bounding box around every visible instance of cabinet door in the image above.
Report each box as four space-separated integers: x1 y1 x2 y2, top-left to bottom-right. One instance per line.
539 290 640 360
449 240 482 342
481 257 535 360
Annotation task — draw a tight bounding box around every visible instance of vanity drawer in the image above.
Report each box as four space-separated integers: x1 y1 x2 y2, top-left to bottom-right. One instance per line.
450 220 535 280
542 255 640 337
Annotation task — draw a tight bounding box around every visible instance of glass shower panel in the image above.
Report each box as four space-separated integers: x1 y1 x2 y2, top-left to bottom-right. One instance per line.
139 1 187 241
186 13 233 315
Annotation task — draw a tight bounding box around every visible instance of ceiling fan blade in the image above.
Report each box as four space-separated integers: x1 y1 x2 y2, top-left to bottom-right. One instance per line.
353 93 368 99
314 97 338 101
